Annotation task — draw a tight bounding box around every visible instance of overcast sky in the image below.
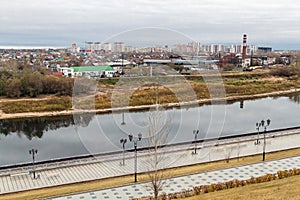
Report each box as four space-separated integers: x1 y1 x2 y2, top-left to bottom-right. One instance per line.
0 0 299 49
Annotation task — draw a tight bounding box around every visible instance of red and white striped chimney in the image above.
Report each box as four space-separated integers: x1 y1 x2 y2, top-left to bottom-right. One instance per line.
242 34 247 59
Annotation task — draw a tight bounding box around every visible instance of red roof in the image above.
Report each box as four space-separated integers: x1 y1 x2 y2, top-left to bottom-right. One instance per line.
53 72 63 76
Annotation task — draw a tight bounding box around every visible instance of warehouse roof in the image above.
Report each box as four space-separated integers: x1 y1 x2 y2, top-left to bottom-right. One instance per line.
70 66 114 72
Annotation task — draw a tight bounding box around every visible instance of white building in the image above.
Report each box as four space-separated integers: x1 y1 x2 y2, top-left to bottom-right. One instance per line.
113 42 125 52
57 67 74 77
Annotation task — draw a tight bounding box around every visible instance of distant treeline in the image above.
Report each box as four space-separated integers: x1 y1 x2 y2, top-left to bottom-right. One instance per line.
0 69 74 98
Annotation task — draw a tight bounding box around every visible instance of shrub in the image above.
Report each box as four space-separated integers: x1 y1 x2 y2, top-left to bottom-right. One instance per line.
193 186 201 195
202 185 210 193
293 168 300 175
240 180 247 186
235 179 242 187
270 66 300 77
277 170 284 179
133 168 300 200
214 183 224 191
265 174 275 182
247 177 256 184
209 184 216 192
226 180 235 188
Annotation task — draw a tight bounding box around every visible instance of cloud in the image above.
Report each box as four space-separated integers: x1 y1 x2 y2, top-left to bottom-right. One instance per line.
0 0 299 48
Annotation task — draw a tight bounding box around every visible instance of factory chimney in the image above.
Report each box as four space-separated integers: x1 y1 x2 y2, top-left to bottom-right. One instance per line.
242 34 247 59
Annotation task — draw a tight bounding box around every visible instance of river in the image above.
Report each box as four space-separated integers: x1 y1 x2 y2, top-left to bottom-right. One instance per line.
0 93 299 166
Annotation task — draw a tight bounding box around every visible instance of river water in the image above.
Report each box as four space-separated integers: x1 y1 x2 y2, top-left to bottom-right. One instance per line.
0 93 299 166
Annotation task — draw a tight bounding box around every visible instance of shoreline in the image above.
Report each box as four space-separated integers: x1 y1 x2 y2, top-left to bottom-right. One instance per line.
0 88 299 120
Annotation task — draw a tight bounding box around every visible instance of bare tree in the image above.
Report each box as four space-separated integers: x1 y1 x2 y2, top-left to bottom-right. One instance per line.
144 104 170 199
223 145 234 163
237 138 241 162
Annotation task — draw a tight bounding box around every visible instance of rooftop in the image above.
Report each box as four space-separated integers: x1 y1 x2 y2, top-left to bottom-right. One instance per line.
70 66 113 72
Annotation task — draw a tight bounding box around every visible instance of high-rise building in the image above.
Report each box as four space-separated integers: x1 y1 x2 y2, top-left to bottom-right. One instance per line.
70 43 79 53
102 43 112 52
85 42 94 53
113 42 125 52
94 42 101 51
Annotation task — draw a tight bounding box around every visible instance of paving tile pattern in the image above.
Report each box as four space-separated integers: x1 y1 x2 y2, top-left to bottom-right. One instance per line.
50 156 300 200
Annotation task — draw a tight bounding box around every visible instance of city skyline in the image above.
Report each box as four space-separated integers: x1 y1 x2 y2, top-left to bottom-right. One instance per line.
0 0 299 50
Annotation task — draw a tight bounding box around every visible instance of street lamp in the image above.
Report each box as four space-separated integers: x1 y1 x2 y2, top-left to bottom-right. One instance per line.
262 119 271 161
120 138 127 166
29 148 38 179
128 133 142 183
254 121 263 145
192 130 199 155
121 52 125 75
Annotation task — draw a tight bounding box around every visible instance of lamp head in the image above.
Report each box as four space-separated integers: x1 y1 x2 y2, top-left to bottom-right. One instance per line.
128 134 133 142
138 133 142 141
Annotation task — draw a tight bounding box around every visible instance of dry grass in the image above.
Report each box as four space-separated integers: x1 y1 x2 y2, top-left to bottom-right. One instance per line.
185 175 300 200
0 96 72 113
1 148 300 200
96 74 300 110
1 72 300 113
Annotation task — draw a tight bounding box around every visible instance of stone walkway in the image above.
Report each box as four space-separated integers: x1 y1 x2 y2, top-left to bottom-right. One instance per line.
0 128 299 195
49 155 300 200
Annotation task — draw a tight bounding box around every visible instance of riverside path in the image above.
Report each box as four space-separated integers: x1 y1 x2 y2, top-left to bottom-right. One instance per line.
0 127 299 195
49 155 300 200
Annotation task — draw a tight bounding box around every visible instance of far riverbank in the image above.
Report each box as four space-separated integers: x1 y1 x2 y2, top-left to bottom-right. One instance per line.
1 88 299 120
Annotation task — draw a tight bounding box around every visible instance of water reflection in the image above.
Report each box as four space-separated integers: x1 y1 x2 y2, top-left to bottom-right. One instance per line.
288 93 300 104
1 93 299 140
0 93 299 166
0 113 95 140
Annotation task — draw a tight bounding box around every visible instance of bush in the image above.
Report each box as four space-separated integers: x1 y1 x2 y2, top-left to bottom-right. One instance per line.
270 66 300 77
132 168 300 200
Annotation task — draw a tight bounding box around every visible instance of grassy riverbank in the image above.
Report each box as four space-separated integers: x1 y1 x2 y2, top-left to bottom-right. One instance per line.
1 148 300 200
184 175 300 200
0 71 300 116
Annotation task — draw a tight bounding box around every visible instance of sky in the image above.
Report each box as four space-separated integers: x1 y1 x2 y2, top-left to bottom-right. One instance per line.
0 0 300 49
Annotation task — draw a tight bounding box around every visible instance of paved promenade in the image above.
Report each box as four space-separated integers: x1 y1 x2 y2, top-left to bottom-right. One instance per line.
50 155 300 200
0 128 299 195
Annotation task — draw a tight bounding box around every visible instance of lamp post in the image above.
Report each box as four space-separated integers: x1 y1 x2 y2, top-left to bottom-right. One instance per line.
192 130 199 155
120 138 127 166
29 149 38 179
262 119 271 161
128 133 142 183
121 52 124 75
254 121 263 145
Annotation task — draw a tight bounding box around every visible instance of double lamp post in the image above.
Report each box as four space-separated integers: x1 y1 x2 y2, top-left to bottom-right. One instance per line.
255 119 271 161
29 148 38 179
120 133 142 183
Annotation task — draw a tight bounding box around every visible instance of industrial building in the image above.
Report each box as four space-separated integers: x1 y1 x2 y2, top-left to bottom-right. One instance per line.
70 66 116 78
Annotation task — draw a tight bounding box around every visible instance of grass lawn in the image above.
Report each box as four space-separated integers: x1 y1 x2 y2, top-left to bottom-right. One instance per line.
185 175 300 200
1 148 300 200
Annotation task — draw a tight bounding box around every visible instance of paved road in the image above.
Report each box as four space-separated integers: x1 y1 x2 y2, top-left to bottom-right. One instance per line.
0 128 299 195
49 155 300 200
